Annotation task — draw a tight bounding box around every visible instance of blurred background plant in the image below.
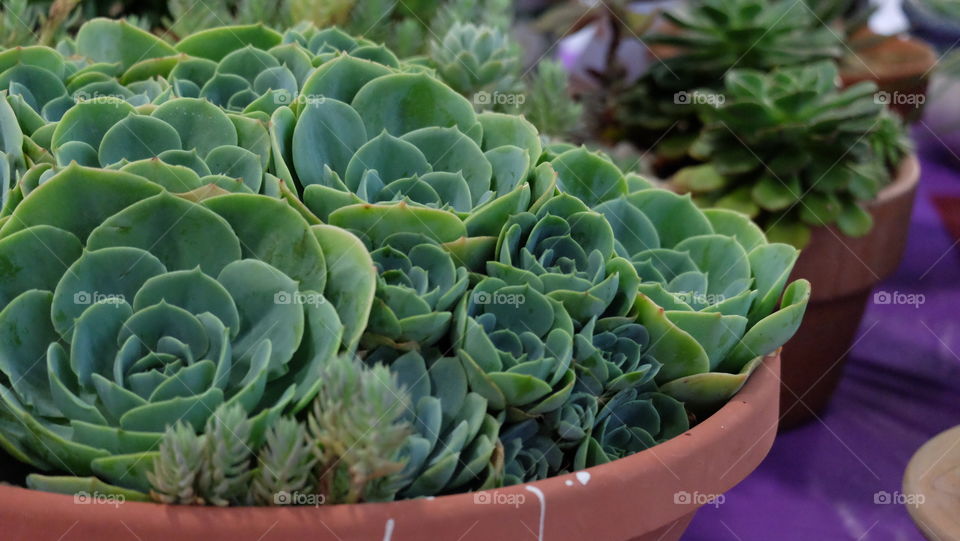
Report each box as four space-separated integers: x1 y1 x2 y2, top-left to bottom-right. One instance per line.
5 0 582 138
1 0 82 47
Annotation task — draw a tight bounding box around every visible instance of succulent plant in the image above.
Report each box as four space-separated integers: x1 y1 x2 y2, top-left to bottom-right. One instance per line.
273 68 547 238
144 353 410 505
307 354 410 504
669 61 910 247
366 349 502 498
611 0 843 156
362 233 469 349
455 277 576 420
540 147 810 407
0 93 25 206
148 403 253 505
430 22 520 101
1 0 80 49
0 164 376 496
0 20 812 507
490 192 639 322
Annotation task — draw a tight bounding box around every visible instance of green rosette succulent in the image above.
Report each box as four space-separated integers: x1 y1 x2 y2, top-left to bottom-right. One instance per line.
275 68 548 239
454 277 576 421
430 22 519 99
490 192 639 322
572 316 659 397
0 164 376 496
500 419 563 485
121 24 403 115
0 46 159 123
17 97 276 197
363 232 469 349
597 190 810 411
502 316 686 480
543 147 811 411
670 61 910 247
366 349 502 498
574 389 688 469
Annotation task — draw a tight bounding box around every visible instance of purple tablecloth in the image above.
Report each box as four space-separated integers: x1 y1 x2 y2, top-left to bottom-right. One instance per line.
685 136 960 541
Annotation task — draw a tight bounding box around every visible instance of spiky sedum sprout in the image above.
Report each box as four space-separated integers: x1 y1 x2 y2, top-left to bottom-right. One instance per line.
525 59 585 138
148 359 410 506
251 418 315 506
0 0 79 48
148 422 206 505
149 404 253 506
309 356 411 504
196 405 253 506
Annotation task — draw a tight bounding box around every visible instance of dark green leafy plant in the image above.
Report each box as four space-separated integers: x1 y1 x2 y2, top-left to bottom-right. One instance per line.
669 61 910 247
612 0 844 157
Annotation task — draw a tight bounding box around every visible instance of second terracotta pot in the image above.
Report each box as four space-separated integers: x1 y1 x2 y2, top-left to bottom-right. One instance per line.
779 155 920 428
840 32 938 121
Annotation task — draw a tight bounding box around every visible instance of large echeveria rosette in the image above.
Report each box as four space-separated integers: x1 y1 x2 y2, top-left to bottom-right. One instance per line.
113 24 401 115
271 61 552 240
44 97 272 192
0 165 375 495
1 94 279 218
0 22 174 124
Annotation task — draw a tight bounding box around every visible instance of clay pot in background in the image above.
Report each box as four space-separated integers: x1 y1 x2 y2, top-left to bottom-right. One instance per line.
840 32 938 122
779 155 921 429
0 354 781 541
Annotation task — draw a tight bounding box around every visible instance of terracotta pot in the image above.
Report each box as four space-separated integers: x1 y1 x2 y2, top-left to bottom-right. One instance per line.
779 155 920 429
903 425 960 540
0 354 781 541
840 32 938 121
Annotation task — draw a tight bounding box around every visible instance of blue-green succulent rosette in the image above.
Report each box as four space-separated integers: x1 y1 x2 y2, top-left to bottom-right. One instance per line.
546 146 812 412
270 58 554 240
0 164 375 495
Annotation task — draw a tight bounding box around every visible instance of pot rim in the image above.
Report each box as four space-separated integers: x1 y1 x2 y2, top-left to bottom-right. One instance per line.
871 153 921 210
0 353 781 541
841 33 939 82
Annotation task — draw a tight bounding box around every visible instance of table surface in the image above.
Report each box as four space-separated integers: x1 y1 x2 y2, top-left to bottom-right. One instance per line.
684 134 960 540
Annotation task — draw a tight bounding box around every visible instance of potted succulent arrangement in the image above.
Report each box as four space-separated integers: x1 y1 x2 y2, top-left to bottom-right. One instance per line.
550 0 919 427
0 18 810 541
666 61 918 426
604 0 845 172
